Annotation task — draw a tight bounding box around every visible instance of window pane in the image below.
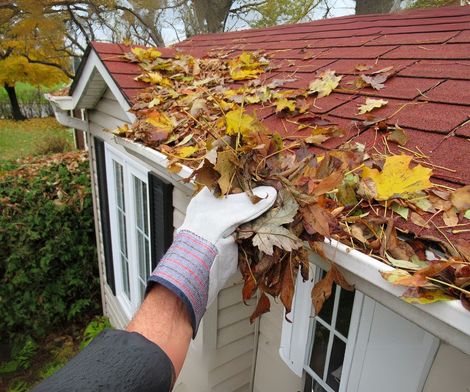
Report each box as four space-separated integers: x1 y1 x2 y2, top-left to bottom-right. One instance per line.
144 237 150 278
336 288 354 337
121 253 130 299
118 211 128 256
318 283 335 324
114 161 125 210
142 182 149 235
326 337 346 391
134 177 143 230
137 232 146 281
309 322 329 378
304 374 328 392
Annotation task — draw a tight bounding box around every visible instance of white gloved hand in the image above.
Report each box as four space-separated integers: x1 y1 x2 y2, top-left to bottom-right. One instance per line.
179 186 277 307
149 186 276 336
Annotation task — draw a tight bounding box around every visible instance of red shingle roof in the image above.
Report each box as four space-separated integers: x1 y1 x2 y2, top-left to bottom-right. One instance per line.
89 4 470 194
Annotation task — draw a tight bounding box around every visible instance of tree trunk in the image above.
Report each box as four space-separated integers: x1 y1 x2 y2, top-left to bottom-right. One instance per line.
355 0 397 14
4 84 25 120
192 0 233 33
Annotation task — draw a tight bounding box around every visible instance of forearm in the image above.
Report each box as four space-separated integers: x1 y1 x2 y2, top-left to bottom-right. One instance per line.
127 284 192 377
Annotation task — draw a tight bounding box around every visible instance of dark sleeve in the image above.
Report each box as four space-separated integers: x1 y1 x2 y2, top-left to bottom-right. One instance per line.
31 329 175 392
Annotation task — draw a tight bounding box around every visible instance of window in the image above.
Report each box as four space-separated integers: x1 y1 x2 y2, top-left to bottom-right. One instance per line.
303 271 357 392
105 145 152 316
280 252 439 392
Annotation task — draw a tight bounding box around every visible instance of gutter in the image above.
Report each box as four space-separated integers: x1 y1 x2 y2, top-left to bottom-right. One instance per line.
45 94 87 131
317 239 470 356
45 91 470 355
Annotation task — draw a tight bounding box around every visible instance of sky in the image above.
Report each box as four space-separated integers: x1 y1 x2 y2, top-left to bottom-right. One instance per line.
160 0 357 45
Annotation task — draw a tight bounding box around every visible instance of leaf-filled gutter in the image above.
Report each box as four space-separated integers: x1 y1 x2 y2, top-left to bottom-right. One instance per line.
112 47 470 320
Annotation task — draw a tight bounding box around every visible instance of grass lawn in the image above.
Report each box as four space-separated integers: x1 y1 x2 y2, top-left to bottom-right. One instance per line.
0 117 74 161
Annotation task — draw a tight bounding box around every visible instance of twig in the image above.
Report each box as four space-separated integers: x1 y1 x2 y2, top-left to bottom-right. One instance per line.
426 277 470 296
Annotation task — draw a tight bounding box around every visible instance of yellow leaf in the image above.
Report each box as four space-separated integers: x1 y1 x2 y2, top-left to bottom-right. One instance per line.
361 155 433 201
229 52 267 81
145 111 176 133
275 98 296 113
225 109 257 137
136 71 172 86
357 98 388 114
308 70 342 98
131 47 161 62
175 146 198 158
401 289 454 304
214 150 237 195
113 124 129 136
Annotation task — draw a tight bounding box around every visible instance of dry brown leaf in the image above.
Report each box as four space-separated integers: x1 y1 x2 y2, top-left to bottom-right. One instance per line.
250 292 271 323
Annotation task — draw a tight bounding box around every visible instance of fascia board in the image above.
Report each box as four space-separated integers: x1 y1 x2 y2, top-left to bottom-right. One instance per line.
315 239 470 355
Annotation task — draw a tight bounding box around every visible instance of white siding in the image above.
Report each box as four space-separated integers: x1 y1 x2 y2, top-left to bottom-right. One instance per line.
89 88 257 392
253 301 303 392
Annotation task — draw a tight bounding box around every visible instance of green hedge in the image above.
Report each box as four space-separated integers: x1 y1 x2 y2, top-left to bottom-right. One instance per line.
0 152 100 343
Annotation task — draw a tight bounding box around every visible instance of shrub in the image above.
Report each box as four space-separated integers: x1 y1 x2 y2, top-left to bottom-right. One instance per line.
0 151 100 343
35 134 72 155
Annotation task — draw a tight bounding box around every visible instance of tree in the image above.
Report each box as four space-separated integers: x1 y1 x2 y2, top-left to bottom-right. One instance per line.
0 1 70 119
355 0 401 14
244 0 331 29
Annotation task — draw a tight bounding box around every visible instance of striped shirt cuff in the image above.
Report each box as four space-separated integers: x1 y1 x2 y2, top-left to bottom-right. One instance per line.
147 230 217 337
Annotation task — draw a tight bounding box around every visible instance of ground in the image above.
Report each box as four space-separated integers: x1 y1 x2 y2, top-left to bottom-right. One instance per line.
0 118 74 162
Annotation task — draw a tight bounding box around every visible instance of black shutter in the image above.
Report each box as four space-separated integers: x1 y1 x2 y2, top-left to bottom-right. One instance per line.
94 137 116 294
148 172 173 269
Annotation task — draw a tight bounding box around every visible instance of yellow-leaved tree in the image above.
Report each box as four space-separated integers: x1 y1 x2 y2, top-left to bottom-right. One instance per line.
0 1 71 119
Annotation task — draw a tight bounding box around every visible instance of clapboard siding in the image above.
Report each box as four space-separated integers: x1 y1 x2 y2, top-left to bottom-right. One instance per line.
89 88 257 391
104 285 129 329
212 368 252 392
253 301 303 392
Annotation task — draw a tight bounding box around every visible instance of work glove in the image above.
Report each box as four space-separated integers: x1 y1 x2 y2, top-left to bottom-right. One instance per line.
148 186 277 337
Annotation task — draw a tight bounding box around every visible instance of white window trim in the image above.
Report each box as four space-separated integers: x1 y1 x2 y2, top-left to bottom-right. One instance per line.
105 143 151 319
280 251 440 392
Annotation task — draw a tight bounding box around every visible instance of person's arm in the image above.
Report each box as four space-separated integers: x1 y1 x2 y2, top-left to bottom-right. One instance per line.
126 285 192 378
32 186 276 392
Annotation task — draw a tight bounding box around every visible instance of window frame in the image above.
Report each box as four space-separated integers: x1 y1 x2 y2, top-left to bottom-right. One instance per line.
280 251 439 392
105 144 151 318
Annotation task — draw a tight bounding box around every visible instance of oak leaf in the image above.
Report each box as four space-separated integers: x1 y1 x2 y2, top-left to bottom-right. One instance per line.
145 111 177 133
360 155 433 201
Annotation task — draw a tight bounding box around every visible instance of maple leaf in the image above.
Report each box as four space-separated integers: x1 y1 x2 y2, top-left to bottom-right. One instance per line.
128 47 161 63
357 98 388 115
229 52 267 80
145 111 177 133
214 150 237 195
308 70 342 98
225 108 258 137
360 155 433 201
360 73 388 90
247 190 302 255
136 71 172 86
275 97 296 113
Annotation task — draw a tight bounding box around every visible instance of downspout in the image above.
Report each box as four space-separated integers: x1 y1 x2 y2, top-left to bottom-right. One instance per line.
249 312 261 391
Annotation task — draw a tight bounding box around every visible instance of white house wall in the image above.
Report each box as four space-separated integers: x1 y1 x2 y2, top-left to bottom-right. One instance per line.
87 87 257 392
253 300 303 392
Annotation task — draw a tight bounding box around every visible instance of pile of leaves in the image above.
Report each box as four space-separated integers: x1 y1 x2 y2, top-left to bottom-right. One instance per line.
116 47 470 319
0 151 101 342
